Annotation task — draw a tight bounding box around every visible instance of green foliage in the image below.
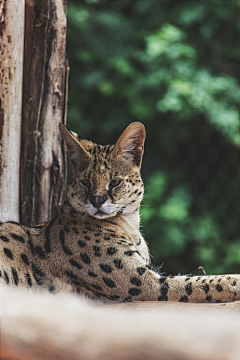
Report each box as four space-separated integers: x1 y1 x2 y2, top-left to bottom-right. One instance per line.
67 0 240 275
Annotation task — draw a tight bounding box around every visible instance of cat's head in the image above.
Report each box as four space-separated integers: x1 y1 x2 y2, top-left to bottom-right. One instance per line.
60 122 145 219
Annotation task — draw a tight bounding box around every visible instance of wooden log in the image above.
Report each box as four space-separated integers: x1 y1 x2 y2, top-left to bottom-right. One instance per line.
0 0 25 222
20 0 68 226
2 285 240 360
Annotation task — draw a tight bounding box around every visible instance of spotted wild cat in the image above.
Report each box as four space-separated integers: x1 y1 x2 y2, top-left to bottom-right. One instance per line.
0 122 240 302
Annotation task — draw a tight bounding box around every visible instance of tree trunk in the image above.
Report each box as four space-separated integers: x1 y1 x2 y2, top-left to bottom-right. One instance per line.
21 0 68 226
0 0 68 226
0 0 25 222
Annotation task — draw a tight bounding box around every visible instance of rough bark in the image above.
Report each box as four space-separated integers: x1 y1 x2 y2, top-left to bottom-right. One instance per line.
20 0 68 226
0 0 25 222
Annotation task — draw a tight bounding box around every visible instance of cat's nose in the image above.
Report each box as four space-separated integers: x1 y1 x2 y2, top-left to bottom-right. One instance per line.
90 195 106 209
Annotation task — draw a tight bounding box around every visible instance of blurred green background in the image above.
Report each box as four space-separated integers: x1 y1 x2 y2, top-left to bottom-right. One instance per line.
67 0 240 275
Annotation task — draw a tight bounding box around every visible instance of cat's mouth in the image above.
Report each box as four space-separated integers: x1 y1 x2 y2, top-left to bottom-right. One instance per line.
94 210 108 218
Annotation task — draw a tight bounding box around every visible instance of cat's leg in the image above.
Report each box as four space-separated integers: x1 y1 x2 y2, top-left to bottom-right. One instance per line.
97 250 240 302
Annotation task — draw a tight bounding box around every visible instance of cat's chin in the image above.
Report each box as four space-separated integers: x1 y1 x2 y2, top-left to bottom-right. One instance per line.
93 210 111 219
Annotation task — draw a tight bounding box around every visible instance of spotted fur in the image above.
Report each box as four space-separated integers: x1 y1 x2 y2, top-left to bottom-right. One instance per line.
1 122 240 303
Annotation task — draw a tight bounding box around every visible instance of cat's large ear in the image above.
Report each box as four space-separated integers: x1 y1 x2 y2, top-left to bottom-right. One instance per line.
114 122 145 167
59 124 91 166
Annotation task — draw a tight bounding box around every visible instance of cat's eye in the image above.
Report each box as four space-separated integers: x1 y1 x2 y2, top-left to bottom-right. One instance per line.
81 180 91 189
109 178 122 189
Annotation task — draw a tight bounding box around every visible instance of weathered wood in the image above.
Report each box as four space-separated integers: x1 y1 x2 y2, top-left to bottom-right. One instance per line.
2 285 240 360
20 0 68 226
0 0 25 222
